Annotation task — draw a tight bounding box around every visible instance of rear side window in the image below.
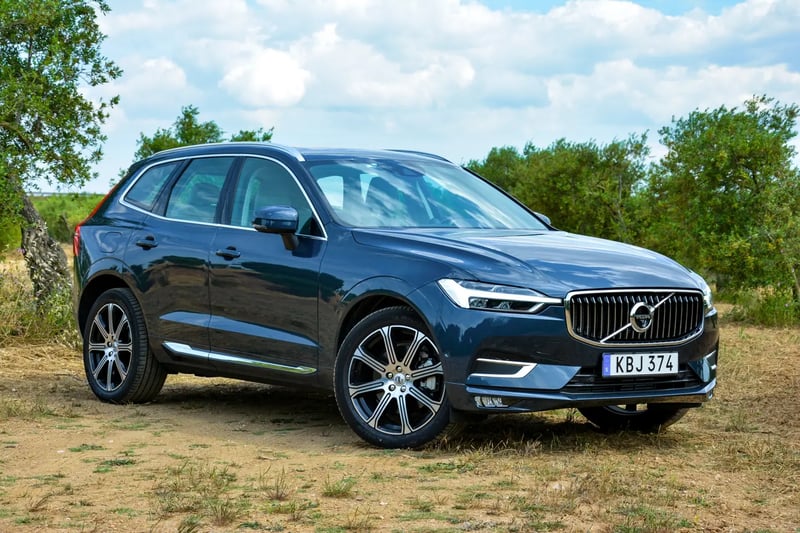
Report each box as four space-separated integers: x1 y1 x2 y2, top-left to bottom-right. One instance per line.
164 157 234 223
124 162 179 211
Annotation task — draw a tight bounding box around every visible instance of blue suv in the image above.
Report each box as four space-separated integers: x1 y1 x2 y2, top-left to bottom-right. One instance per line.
74 143 718 448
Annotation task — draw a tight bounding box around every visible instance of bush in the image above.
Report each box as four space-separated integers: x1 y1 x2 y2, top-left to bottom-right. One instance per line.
724 287 800 327
0 263 78 347
0 219 20 253
32 193 104 243
0 193 104 250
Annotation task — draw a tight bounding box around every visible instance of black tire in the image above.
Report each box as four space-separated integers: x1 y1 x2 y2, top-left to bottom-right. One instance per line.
579 404 688 432
83 288 166 403
334 307 450 448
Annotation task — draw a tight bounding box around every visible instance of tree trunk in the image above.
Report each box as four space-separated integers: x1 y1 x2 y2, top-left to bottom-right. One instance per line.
20 194 72 307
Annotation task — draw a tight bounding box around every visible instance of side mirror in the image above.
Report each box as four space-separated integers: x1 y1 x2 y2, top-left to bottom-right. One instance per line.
253 206 299 250
534 212 552 226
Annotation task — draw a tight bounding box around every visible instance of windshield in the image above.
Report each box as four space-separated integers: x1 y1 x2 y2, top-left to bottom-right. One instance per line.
305 158 547 230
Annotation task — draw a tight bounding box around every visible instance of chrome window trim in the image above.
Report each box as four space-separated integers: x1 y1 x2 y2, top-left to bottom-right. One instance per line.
119 153 328 240
564 288 705 348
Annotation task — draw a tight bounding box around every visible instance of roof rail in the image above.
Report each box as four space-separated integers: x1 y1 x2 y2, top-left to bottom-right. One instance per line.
152 142 305 162
230 142 306 162
385 149 451 163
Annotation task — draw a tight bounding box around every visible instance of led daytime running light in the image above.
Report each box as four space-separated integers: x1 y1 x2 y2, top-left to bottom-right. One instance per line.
437 279 560 313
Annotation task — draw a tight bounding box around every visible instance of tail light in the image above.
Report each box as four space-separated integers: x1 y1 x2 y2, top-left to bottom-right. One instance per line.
72 225 82 257
73 184 121 257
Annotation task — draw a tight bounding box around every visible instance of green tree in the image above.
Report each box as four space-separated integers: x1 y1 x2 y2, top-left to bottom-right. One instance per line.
643 95 800 298
466 145 525 191
469 136 649 243
0 0 120 306
131 105 273 162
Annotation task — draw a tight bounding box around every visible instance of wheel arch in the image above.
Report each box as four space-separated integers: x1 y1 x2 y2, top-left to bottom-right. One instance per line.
78 273 133 335
335 278 440 354
337 294 426 352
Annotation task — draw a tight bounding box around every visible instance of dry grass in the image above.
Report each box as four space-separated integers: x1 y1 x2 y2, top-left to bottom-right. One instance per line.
0 313 798 531
0 250 78 348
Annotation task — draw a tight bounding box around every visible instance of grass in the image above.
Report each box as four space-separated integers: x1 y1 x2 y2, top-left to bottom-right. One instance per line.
0 193 105 252
259 466 290 501
152 461 245 526
340 507 373 531
724 287 800 327
614 503 691 532
0 397 55 421
94 458 136 473
321 475 357 498
267 499 317 522
0 265 78 347
68 443 104 453
0 309 798 531
407 495 435 512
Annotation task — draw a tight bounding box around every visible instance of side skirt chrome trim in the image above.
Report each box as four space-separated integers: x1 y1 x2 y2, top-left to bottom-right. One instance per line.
163 341 316 375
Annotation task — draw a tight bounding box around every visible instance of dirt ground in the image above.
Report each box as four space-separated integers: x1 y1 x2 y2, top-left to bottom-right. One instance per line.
1 318 799 532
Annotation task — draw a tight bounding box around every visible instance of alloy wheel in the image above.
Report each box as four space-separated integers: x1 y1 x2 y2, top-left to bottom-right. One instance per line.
86 302 133 393
346 324 445 436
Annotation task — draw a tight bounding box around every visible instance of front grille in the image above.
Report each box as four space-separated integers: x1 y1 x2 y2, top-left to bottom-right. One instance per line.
566 290 704 346
563 366 702 395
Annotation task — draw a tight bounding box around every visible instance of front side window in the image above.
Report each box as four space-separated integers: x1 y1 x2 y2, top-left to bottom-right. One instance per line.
164 157 233 223
124 162 179 212
306 159 547 230
230 157 318 235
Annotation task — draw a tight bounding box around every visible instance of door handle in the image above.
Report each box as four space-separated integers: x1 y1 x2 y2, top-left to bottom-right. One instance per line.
135 236 158 249
215 247 241 260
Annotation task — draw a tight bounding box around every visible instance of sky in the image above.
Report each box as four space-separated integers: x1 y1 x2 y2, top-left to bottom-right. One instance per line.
62 0 800 193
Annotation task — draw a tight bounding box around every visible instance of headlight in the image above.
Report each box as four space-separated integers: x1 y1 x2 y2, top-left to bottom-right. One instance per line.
691 272 714 310
701 280 713 310
437 279 560 313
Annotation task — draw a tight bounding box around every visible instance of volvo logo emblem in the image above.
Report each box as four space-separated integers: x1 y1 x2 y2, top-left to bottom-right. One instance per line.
629 302 655 333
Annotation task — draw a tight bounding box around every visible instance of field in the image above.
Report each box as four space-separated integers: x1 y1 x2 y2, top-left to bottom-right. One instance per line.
0 241 797 532
1 307 798 532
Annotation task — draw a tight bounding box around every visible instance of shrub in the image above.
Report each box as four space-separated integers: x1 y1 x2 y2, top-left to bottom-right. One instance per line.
724 287 800 327
0 265 78 347
32 193 104 243
0 219 20 253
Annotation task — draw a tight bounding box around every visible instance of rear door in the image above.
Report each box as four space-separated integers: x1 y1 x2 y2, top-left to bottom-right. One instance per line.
125 156 235 358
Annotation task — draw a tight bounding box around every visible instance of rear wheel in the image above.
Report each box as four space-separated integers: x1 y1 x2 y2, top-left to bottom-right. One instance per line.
334 307 450 448
579 404 688 432
83 288 166 403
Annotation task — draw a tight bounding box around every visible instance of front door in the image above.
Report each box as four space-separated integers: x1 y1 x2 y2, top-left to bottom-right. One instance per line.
208 156 326 379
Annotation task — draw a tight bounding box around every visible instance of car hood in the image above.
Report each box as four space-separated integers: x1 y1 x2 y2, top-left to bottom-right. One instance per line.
351 228 700 297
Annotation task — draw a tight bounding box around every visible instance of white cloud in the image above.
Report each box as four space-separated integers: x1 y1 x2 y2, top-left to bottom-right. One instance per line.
219 49 310 107
135 58 188 90
86 56 191 111
546 60 800 125
75 0 800 193
344 55 475 107
103 0 256 38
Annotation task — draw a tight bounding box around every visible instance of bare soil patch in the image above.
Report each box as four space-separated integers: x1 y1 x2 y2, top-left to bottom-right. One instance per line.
1 319 798 532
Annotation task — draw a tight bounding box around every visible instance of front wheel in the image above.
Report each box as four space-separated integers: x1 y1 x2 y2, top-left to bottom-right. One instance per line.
83 288 166 403
579 404 688 432
334 307 450 448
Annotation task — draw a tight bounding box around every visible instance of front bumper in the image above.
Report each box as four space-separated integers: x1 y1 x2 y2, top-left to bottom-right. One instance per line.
448 349 717 413
413 283 720 414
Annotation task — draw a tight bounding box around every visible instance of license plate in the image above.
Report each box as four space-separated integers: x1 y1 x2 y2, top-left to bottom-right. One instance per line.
602 352 678 377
